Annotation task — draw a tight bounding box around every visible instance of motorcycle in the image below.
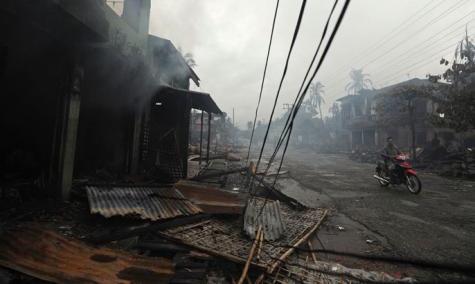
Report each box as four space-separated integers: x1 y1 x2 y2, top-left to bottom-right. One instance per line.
374 153 422 194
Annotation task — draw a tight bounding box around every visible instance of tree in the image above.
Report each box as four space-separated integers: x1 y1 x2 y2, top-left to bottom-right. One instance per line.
307 81 326 121
375 85 434 162
433 31 475 132
177 46 197 68
345 68 373 95
328 102 340 118
247 121 253 131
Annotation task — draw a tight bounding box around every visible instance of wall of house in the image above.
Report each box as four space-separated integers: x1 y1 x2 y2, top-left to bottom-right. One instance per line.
0 4 90 196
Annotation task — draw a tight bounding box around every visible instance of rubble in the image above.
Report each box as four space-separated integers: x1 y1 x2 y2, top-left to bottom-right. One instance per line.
0 225 175 283
175 180 245 214
0 148 418 283
158 206 328 271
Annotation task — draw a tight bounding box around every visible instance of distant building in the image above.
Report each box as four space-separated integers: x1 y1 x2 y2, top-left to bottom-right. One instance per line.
337 78 449 151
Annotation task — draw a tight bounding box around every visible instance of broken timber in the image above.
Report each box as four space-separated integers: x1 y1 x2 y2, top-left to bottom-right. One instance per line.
159 207 328 275
88 213 210 244
238 226 262 284
256 209 328 283
189 166 249 181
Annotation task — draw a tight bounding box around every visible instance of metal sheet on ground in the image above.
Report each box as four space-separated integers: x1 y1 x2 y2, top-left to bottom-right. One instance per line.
0 225 174 283
86 185 202 221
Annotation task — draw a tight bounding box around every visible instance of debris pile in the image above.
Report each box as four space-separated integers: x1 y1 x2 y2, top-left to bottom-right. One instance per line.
0 152 414 283
417 148 475 178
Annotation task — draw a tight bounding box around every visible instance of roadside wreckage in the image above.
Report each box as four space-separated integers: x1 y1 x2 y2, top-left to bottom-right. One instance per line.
0 155 415 283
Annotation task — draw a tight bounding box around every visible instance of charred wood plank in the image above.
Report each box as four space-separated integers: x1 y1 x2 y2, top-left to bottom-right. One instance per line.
134 242 190 253
190 167 248 181
88 214 210 244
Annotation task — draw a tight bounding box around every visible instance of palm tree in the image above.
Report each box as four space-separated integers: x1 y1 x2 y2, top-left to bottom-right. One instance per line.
177 46 197 68
328 102 340 118
454 29 475 64
308 81 325 121
345 68 373 95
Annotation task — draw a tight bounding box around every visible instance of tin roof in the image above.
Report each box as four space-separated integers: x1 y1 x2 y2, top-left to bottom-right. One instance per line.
0 225 174 283
155 85 222 114
243 198 285 241
86 186 202 221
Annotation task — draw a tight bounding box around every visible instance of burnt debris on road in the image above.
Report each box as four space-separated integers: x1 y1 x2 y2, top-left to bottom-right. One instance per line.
3 0 475 283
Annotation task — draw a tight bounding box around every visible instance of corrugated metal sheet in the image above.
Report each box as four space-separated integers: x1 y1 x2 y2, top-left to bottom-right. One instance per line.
86 186 202 221
175 180 244 214
243 198 286 241
0 225 174 283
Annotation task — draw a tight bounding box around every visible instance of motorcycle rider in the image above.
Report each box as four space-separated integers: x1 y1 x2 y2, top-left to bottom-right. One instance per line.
383 136 401 175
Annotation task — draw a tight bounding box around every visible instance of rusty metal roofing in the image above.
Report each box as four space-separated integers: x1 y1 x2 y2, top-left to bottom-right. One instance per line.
0 225 174 283
243 198 286 241
86 185 202 221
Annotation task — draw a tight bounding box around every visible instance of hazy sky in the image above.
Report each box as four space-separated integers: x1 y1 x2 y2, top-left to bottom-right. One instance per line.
149 0 475 128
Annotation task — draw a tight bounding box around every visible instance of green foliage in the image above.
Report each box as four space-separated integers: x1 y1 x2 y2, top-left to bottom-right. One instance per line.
375 86 433 128
433 32 475 132
305 81 325 120
431 80 475 132
345 68 373 95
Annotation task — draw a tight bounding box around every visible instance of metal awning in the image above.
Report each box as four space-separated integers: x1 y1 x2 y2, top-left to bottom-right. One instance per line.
155 86 222 114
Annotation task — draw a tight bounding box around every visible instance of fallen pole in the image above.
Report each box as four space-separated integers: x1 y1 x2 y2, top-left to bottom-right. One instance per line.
255 209 328 283
88 214 210 244
238 226 262 284
190 167 249 181
307 240 318 264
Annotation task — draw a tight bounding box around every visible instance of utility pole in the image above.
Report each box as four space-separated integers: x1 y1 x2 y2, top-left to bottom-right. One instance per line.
283 103 293 112
232 108 235 146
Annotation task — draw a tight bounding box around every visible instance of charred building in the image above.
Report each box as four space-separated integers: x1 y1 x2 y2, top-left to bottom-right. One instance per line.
0 0 221 200
337 78 449 151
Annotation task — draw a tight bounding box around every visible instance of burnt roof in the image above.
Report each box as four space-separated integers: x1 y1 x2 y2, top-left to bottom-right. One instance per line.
155 85 222 114
148 35 200 86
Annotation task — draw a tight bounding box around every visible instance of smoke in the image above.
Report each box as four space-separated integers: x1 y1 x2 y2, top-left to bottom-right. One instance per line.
149 0 467 128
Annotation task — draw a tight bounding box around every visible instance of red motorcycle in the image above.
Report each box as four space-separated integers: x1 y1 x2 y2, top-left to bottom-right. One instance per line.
374 153 422 194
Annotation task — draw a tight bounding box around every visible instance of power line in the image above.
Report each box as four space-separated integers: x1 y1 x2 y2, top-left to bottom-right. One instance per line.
246 0 280 162
322 16 474 96
269 0 352 185
361 0 470 70
323 1 473 91
335 24 474 89
370 16 474 73
377 37 473 85
255 0 308 171
321 0 446 82
264 0 340 174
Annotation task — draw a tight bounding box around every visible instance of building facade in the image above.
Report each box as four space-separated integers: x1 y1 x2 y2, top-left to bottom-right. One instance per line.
337 78 445 152
0 0 220 200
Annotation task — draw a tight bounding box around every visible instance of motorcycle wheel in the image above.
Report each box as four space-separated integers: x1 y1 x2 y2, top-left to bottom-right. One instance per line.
406 173 421 194
376 168 389 187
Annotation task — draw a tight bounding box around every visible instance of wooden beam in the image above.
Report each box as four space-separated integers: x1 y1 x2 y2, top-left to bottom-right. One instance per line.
307 240 318 264
255 209 328 283
199 111 204 166
238 226 262 284
206 112 212 163
88 214 210 244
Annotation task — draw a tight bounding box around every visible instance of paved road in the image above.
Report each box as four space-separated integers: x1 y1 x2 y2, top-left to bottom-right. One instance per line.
277 151 475 280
